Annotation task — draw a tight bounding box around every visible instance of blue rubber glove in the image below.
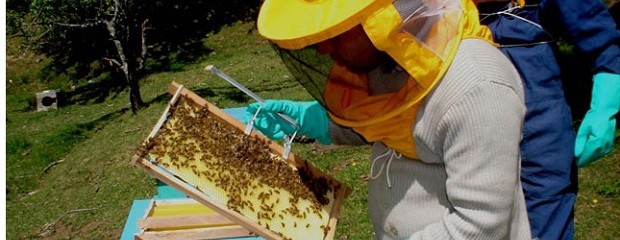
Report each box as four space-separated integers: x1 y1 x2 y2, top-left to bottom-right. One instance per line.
575 72 620 167
244 100 332 144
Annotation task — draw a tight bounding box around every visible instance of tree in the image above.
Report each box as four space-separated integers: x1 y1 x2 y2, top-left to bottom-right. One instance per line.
14 0 261 113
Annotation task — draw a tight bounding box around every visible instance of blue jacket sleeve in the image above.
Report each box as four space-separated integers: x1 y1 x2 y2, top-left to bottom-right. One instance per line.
541 0 620 74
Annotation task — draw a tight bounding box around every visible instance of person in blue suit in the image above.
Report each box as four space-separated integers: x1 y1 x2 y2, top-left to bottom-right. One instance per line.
474 0 620 239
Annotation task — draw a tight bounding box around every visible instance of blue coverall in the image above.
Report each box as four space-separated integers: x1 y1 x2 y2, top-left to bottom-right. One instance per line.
477 0 620 239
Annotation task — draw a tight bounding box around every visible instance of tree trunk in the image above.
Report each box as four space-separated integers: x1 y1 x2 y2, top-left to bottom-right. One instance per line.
128 76 144 113
103 1 146 114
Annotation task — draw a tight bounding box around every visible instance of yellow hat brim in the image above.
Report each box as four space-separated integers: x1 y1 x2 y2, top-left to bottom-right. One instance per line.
257 0 393 50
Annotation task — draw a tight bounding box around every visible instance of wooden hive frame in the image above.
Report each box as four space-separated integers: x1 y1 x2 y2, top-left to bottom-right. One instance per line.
131 82 352 240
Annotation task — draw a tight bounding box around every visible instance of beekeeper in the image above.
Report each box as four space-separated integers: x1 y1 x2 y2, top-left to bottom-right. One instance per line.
474 0 620 239
246 0 531 239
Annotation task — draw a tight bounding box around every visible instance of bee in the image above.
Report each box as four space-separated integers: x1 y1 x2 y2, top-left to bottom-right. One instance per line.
321 225 331 235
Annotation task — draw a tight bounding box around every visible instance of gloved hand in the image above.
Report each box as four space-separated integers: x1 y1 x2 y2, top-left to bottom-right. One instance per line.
575 72 620 167
244 100 332 144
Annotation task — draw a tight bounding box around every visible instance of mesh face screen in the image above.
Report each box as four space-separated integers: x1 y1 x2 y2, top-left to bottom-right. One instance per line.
138 97 341 240
274 43 334 106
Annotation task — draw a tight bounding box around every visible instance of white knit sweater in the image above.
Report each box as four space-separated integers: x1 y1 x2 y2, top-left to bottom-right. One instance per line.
328 39 531 240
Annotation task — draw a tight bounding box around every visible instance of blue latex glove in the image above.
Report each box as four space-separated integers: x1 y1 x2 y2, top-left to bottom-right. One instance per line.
244 100 332 144
575 72 620 167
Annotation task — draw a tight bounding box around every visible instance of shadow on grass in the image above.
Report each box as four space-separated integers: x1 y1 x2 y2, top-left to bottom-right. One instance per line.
6 105 131 199
58 81 126 107
33 77 182 113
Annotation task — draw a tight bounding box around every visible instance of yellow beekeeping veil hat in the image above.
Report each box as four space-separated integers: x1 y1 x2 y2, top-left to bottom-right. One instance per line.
257 0 393 50
257 0 494 159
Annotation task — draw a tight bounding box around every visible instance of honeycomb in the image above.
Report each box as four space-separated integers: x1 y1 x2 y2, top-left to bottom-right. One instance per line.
135 96 342 240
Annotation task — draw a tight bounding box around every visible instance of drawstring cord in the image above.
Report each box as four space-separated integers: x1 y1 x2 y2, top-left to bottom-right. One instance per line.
479 3 555 48
370 148 402 189
480 4 541 29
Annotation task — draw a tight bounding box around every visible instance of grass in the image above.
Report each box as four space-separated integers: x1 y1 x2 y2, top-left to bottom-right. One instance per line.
575 147 620 240
5 21 620 239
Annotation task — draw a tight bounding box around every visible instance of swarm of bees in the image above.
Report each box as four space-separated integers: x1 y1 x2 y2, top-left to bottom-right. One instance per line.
135 97 337 239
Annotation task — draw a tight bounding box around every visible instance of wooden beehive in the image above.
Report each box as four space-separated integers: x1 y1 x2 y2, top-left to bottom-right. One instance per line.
134 198 257 240
132 82 351 240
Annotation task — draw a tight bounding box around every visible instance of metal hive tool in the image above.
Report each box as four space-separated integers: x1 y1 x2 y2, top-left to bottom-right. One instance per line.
205 65 299 160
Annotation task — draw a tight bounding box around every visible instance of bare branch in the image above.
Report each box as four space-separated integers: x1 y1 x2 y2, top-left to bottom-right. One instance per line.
102 57 122 67
43 159 65 173
101 0 129 84
30 28 52 42
111 0 121 23
138 18 149 70
54 21 105 29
